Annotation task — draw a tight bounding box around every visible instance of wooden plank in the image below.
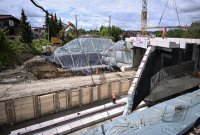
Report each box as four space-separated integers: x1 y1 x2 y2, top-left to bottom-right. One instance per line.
71 89 80 108
39 94 55 115
59 91 67 111
92 86 98 102
82 87 90 105
121 80 131 94
100 84 109 100
0 102 8 124
14 97 34 122
111 82 120 94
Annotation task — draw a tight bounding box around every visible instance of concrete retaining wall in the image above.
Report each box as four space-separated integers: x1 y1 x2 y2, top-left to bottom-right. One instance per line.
0 79 131 125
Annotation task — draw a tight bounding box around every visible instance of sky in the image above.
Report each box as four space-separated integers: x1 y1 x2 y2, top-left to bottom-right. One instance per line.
0 0 200 30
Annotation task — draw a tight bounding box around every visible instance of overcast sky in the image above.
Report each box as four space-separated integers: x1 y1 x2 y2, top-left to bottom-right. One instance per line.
0 0 200 30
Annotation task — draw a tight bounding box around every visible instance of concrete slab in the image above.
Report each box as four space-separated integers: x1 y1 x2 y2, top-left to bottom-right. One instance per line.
107 108 122 118
40 120 54 128
84 89 200 135
52 117 65 123
33 133 43 135
25 124 41 132
10 97 128 135
100 112 109 120
117 97 127 103
10 128 26 135
92 113 105 123
56 124 71 135
64 113 77 121
86 105 105 114
42 128 58 135
81 117 95 127
69 120 83 131
104 102 113 108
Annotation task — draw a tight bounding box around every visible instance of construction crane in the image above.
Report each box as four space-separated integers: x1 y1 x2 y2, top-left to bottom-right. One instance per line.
141 0 185 37
141 0 148 36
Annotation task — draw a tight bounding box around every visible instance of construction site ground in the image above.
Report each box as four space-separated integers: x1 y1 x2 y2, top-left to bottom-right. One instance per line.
0 68 135 101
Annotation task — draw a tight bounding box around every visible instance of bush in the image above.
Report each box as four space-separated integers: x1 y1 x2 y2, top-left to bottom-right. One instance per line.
0 36 49 70
32 38 49 54
0 29 8 48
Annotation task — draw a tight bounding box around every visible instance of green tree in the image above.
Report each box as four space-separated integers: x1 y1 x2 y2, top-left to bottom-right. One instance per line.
100 26 110 37
0 29 7 48
99 25 123 42
58 18 63 32
19 9 33 43
110 25 123 42
45 13 62 41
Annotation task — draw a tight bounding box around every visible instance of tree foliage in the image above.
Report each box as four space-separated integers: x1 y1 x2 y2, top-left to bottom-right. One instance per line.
0 29 7 48
45 13 63 41
19 9 33 43
99 25 123 42
110 26 123 42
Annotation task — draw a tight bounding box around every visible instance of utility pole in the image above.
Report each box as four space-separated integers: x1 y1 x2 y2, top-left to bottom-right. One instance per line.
75 14 78 38
109 15 111 28
141 0 148 36
109 15 111 35
48 25 50 43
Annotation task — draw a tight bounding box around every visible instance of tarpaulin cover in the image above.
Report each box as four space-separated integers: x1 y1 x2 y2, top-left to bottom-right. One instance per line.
101 40 133 68
46 38 114 70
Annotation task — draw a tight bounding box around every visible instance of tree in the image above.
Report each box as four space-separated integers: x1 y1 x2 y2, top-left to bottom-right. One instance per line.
0 29 8 48
110 26 123 42
99 25 123 42
45 13 62 41
99 26 110 37
58 18 63 32
19 9 33 43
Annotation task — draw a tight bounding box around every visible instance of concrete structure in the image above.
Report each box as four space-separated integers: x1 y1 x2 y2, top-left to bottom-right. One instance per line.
149 37 200 48
0 71 134 125
124 37 200 115
84 88 200 135
10 98 129 135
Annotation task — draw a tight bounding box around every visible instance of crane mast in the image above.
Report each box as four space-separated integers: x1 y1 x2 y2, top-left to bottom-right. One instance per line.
141 0 148 36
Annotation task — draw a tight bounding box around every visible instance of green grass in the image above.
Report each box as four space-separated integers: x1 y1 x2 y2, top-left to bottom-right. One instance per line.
0 37 49 71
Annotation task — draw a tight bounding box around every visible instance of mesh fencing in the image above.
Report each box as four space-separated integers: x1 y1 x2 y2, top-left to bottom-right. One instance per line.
46 38 114 70
46 38 133 71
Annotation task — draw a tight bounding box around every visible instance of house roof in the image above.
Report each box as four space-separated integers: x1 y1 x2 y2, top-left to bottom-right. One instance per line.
0 15 19 22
